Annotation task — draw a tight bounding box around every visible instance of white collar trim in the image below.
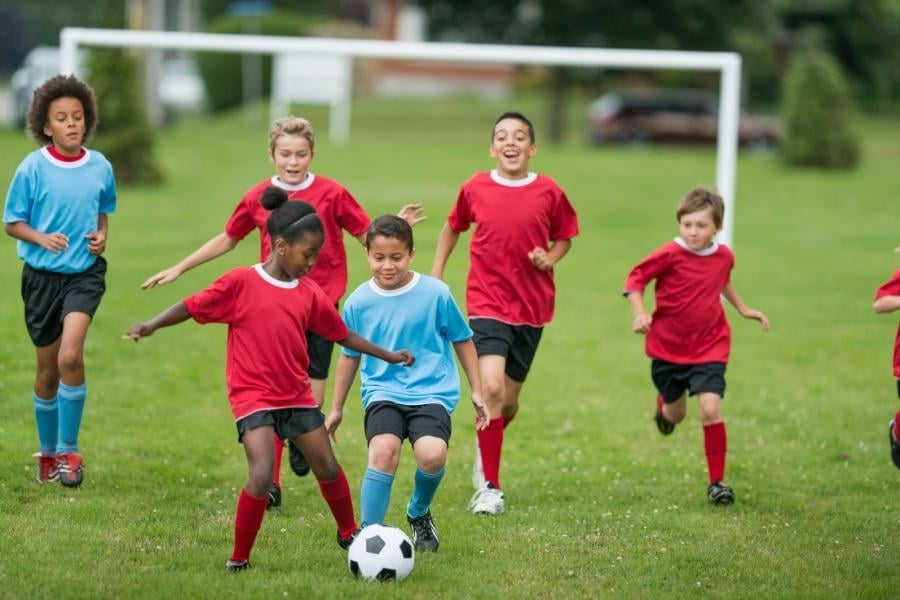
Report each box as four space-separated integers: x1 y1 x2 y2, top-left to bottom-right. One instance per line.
253 263 299 288
367 271 420 296
674 236 719 256
40 147 90 169
490 169 537 187
271 172 315 191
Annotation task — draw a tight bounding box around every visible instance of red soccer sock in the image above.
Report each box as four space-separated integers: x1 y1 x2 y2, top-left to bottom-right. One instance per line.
893 412 900 441
272 434 284 487
317 467 358 539
703 421 728 484
477 417 505 489
502 413 516 429
231 488 268 561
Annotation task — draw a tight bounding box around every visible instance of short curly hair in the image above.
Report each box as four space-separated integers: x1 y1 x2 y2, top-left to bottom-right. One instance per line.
27 75 99 146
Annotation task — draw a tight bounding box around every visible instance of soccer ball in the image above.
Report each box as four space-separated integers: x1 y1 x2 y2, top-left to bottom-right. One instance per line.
347 524 415 582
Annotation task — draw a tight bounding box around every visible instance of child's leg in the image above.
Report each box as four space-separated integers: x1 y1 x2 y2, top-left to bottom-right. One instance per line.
661 394 687 424
698 392 727 483
271 433 283 488
56 312 92 455
478 355 507 489
232 426 275 562
33 341 62 457
295 427 358 538
408 436 447 518
359 433 402 526
501 377 523 428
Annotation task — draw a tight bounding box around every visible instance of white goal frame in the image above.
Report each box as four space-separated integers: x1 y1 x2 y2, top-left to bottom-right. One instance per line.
60 27 742 246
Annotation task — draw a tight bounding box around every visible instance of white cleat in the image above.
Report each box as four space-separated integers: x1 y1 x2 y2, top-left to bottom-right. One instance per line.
468 484 505 515
471 440 486 491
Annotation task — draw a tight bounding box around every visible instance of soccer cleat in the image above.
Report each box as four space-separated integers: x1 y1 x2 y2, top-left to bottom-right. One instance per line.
57 452 84 488
471 440 486 490
707 481 736 505
225 559 250 572
889 420 900 469
266 482 282 510
468 483 505 515
34 452 59 483
407 510 440 552
654 395 675 435
337 527 361 550
288 441 310 477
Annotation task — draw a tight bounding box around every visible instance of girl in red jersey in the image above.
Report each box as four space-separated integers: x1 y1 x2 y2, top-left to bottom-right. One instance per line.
141 116 424 507
127 188 414 572
873 258 900 469
623 187 769 505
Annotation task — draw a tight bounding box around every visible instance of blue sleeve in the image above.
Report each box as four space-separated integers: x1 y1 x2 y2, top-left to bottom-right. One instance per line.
341 300 362 358
3 162 33 224
99 161 117 214
440 288 472 343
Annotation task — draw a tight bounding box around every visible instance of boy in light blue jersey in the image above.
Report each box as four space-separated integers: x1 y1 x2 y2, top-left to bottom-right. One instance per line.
3 75 116 487
326 215 487 552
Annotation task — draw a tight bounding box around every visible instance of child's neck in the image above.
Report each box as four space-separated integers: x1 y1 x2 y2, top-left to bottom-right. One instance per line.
262 259 293 282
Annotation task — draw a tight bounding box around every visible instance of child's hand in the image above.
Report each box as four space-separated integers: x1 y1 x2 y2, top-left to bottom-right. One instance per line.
632 314 652 334
325 411 343 443
471 391 489 431
398 203 426 227
86 231 106 255
741 308 770 331
141 267 182 289
124 323 154 342
389 350 415 366
528 247 553 271
40 232 69 253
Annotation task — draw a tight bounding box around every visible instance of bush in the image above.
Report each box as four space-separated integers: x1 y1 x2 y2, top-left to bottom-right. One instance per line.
780 49 860 169
197 10 315 114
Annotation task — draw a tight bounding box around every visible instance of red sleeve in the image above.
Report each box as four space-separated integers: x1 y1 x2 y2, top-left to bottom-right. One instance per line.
875 270 900 299
447 184 472 233
624 244 672 295
335 187 370 238
549 188 580 241
184 271 240 324
307 283 350 341
224 190 258 241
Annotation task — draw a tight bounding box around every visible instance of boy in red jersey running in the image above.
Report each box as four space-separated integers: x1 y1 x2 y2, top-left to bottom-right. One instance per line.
431 111 579 515
127 188 414 571
623 187 769 505
141 117 424 507
873 255 900 469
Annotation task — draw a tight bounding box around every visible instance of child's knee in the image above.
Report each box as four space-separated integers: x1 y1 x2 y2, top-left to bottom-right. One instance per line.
57 347 84 376
482 378 504 403
416 450 447 473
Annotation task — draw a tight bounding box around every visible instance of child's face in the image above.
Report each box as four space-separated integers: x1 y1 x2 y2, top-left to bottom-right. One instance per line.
270 134 314 186
678 207 720 251
43 96 86 156
273 231 323 280
490 117 536 179
366 234 414 290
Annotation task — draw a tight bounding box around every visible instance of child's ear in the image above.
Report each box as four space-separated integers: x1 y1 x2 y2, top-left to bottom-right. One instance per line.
273 238 287 255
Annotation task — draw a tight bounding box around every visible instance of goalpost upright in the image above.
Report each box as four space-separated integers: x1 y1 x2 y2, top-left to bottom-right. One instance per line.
60 27 742 246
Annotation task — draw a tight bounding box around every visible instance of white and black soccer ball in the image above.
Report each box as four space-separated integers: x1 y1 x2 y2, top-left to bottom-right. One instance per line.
347 524 415 582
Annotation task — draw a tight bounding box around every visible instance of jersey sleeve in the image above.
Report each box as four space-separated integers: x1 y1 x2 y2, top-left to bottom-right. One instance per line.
447 184 473 233
3 162 33 224
548 188 580 241
624 245 672 295
875 270 900 299
339 299 362 358
439 286 473 343
334 187 370 238
99 159 117 214
183 271 240 324
307 283 350 342
224 190 258 241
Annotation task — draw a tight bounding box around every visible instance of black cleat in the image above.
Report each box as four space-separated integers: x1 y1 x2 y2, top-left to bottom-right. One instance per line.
266 482 282 510
225 559 250 572
337 528 361 550
707 481 735 506
889 420 900 469
407 510 440 552
288 441 310 477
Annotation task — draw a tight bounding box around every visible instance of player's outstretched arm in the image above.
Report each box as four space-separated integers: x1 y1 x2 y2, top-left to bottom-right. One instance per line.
431 223 460 280
337 331 415 366
528 238 572 271
141 232 238 289
453 339 488 430
874 295 900 314
398 203 426 227
125 301 192 341
325 354 361 443
625 291 652 334
723 282 770 331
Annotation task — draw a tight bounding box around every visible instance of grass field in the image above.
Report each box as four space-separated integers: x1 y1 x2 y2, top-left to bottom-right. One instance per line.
0 96 897 598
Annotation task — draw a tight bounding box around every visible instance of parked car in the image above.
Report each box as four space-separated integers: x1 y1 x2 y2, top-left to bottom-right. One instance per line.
587 88 781 148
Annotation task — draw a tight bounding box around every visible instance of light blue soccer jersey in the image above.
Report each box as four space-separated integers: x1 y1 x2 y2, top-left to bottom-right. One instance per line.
3 147 117 273
342 272 473 413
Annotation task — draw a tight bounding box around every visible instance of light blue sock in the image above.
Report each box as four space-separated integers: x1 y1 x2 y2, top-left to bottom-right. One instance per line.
360 468 394 527
57 382 86 454
33 392 58 455
406 467 445 519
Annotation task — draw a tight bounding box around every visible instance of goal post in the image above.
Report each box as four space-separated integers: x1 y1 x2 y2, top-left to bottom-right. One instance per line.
60 27 742 246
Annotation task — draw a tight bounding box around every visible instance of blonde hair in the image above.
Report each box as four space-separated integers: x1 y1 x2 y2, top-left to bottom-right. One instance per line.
677 187 724 228
268 116 315 154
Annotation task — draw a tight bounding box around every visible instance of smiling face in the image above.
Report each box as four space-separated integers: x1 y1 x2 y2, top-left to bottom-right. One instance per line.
270 133 314 186
366 234 414 290
678 207 720 252
490 117 537 179
43 96 86 156
272 230 323 280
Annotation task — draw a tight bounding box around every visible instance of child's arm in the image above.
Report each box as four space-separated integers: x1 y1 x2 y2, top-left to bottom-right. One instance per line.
452 339 488 430
874 295 900 313
722 282 770 330
430 223 460 280
325 354 361 443
529 238 572 271
4 220 69 253
86 213 109 255
125 301 192 341
625 291 653 334
337 331 415 366
141 232 239 289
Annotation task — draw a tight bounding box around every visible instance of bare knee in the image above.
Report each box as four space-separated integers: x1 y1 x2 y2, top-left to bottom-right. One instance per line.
246 462 274 497
416 450 446 473
57 347 84 379
698 394 722 425
35 366 60 395
369 445 400 474
482 377 504 405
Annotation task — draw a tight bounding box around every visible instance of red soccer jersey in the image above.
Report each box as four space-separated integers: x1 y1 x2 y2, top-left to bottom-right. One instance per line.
875 270 900 379
183 265 350 421
624 239 735 365
447 171 579 327
224 174 370 303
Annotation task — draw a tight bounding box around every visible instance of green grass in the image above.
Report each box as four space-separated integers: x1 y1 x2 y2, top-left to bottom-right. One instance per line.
0 96 898 598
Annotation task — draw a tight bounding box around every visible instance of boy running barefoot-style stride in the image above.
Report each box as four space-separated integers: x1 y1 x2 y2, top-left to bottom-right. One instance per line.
623 187 769 505
127 189 413 571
